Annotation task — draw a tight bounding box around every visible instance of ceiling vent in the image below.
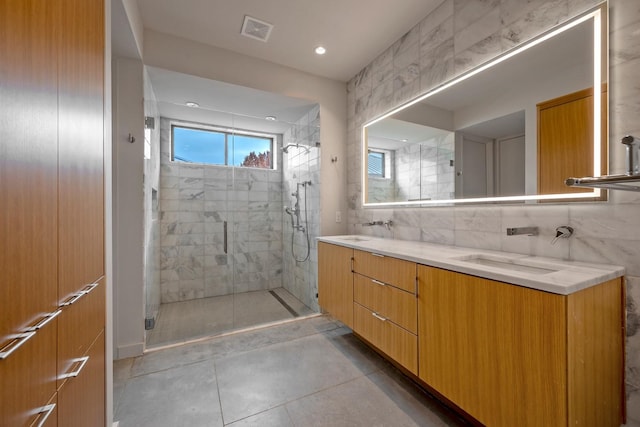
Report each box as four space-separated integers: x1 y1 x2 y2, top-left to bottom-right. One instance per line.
240 15 274 42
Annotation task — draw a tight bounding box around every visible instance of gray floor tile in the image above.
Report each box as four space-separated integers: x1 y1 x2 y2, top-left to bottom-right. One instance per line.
113 358 134 416
216 333 378 424
322 327 390 376
131 315 340 377
367 368 469 426
115 360 223 427
115 316 471 427
225 406 294 426
285 374 465 427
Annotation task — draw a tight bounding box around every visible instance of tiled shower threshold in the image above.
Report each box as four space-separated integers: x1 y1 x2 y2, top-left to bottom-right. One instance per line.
145 287 316 350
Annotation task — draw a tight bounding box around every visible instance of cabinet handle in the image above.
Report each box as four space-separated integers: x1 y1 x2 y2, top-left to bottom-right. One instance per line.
59 356 90 379
60 292 84 307
34 403 56 427
350 257 354 272
372 312 387 322
27 309 62 332
371 253 385 258
371 279 386 287
0 331 37 360
81 282 99 294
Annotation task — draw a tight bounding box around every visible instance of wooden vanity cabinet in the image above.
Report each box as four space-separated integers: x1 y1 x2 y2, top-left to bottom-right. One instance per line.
418 265 624 427
318 242 354 328
352 250 418 374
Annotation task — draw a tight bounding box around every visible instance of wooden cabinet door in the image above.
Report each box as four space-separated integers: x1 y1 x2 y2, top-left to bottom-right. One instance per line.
58 0 105 301
418 266 567 427
318 242 354 327
0 1 60 425
58 330 106 427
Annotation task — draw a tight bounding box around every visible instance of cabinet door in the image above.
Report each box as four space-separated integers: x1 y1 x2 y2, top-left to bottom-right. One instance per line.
318 242 354 327
58 0 105 301
58 330 106 427
418 266 567 427
0 1 60 425
58 278 105 389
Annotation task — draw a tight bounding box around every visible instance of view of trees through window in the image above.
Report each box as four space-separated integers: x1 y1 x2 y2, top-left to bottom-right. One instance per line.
172 124 274 169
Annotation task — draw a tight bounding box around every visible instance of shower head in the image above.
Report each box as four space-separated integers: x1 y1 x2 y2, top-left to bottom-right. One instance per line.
281 143 310 154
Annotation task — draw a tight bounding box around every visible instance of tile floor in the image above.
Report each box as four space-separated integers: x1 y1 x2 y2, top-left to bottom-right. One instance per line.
146 288 314 348
115 315 470 426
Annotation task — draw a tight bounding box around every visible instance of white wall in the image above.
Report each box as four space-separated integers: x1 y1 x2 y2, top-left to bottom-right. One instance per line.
113 57 145 359
142 30 348 236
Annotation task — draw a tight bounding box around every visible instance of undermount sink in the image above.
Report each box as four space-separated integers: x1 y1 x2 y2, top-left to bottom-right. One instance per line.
454 254 562 275
336 235 371 242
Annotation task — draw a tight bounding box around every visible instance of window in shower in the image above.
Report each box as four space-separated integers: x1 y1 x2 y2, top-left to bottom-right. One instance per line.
172 123 274 169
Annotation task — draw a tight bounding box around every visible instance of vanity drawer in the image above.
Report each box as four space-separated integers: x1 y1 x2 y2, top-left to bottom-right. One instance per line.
353 273 417 334
353 250 416 293
353 302 418 375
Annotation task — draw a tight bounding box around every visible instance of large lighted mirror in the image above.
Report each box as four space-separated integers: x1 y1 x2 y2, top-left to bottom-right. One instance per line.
363 4 607 206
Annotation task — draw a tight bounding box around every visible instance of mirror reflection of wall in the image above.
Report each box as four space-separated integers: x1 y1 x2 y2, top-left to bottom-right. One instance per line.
363 6 605 205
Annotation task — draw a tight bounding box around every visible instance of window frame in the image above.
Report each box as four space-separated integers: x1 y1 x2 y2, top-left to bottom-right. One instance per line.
367 149 389 179
170 121 277 170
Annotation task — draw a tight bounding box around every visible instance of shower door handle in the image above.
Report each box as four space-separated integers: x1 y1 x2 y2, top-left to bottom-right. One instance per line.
224 221 228 254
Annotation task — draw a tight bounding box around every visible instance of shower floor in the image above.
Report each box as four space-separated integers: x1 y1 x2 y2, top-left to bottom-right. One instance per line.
146 288 314 348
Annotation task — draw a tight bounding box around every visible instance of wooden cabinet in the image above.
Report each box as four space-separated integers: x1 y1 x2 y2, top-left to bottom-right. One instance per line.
0 0 105 425
318 242 354 328
352 253 418 374
418 265 624 427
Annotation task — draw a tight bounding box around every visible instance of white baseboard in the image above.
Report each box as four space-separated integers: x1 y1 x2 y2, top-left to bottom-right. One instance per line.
116 342 144 359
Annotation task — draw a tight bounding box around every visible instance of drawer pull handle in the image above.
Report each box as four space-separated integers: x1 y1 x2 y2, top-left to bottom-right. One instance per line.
59 356 90 379
371 253 385 258
27 309 62 332
0 331 37 360
35 403 56 427
60 292 84 307
371 279 386 287
372 312 387 322
81 282 99 294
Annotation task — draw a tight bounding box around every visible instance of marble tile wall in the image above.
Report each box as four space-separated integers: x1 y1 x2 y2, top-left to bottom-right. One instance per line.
158 118 284 302
282 105 321 312
346 0 640 423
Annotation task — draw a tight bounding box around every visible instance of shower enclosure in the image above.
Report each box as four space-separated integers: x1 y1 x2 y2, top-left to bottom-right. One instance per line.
143 95 321 348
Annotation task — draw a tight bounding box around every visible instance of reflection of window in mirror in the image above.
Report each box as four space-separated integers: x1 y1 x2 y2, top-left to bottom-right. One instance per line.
367 150 390 178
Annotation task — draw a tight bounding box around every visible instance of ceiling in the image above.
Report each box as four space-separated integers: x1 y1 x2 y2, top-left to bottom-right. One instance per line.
146 66 318 132
136 0 442 82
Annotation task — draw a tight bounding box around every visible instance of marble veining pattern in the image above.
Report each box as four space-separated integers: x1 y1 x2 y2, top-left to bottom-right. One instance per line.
346 0 640 422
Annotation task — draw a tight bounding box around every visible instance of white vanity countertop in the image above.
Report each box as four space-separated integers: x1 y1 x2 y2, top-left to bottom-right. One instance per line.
317 235 625 295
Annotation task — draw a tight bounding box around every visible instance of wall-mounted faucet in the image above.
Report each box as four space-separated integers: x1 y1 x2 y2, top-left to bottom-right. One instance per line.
506 226 539 236
361 220 393 230
551 225 574 244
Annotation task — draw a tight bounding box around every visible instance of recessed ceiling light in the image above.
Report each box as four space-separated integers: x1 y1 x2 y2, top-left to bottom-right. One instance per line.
401 139 408 142
185 101 199 108
265 115 277 121
315 46 326 55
